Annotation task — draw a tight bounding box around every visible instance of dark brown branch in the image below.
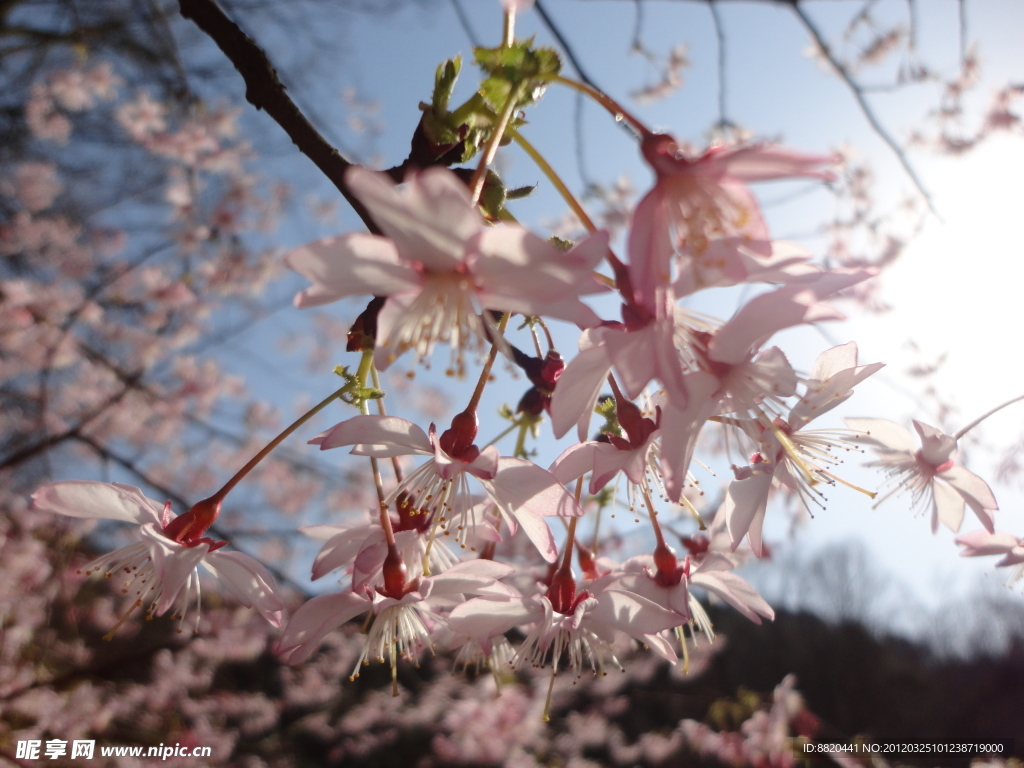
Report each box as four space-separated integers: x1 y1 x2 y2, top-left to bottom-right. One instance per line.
177 0 381 234
790 1 939 217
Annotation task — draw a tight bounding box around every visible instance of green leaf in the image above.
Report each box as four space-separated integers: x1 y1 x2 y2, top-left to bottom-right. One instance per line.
432 55 461 113
473 39 562 110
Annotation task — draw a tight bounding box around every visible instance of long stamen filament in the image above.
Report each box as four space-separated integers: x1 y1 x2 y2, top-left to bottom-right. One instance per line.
678 493 707 531
764 418 818 488
821 469 877 499
640 483 668 550
103 598 143 641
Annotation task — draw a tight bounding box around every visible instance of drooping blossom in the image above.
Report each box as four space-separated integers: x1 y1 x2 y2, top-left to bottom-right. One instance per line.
658 268 876 503
31 481 284 632
955 529 1024 588
447 579 680 682
285 166 608 373
722 342 883 553
615 545 773 669
550 391 663 509
312 413 582 562
628 132 836 307
276 559 517 693
845 417 998 533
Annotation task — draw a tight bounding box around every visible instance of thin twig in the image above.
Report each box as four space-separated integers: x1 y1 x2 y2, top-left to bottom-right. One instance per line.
449 0 481 47
790 1 939 218
709 0 729 127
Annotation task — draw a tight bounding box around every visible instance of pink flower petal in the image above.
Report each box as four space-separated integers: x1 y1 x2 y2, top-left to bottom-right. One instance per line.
313 414 432 456
723 467 773 556
844 418 915 452
931 478 965 534
955 529 1019 557
32 480 164 525
276 591 372 664
940 465 998 533
285 233 418 308
912 420 958 467
347 166 479 272
549 335 611 441
716 145 836 182
689 569 774 624
140 524 209 617
204 550 284 627
427 559 517 598
447 595 538 641
589 588 680 637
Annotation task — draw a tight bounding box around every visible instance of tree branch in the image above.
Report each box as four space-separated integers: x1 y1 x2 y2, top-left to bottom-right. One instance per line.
177 0 381 233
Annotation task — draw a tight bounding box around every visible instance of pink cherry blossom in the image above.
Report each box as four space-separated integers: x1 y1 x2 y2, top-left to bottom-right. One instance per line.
722 342 883 553
31 481 284 632
955 529 1024 588
286 166 608 372
447 582 679 682
276 559 516 695
312 414 582 562
629 132 835 306
845 418 998 533
659 268 875 503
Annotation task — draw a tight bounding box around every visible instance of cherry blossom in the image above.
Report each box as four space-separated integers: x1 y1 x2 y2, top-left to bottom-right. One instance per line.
845 418 998 533
285 166 608 372
31 481 284 633
955 529 1024 587
722 342 883 553
313 414 582 562
628 132 835 306
447 581 679 683
276 559 516 693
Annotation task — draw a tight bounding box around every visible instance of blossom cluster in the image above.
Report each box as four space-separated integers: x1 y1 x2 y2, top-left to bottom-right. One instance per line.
22 2 1023 732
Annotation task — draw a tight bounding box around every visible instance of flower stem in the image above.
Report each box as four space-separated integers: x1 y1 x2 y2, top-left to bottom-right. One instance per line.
640 483 668 551
483 417 524 449
354 349 397 547
554 75 651 136
469 89 522 207
955 393 1024 440
211 380 353 502
502 6 516 47
371 363 403 483
466 313 511 414
511 129 597 232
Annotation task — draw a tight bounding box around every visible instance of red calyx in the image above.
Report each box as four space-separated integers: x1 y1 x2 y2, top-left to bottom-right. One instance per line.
162 496 222 547
381 544 408 600
692 330 734 380
439 410 479 461
681 534 709 558
546 567 584 615
652 542 683 587
577 544 599 580
915 450 954 475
